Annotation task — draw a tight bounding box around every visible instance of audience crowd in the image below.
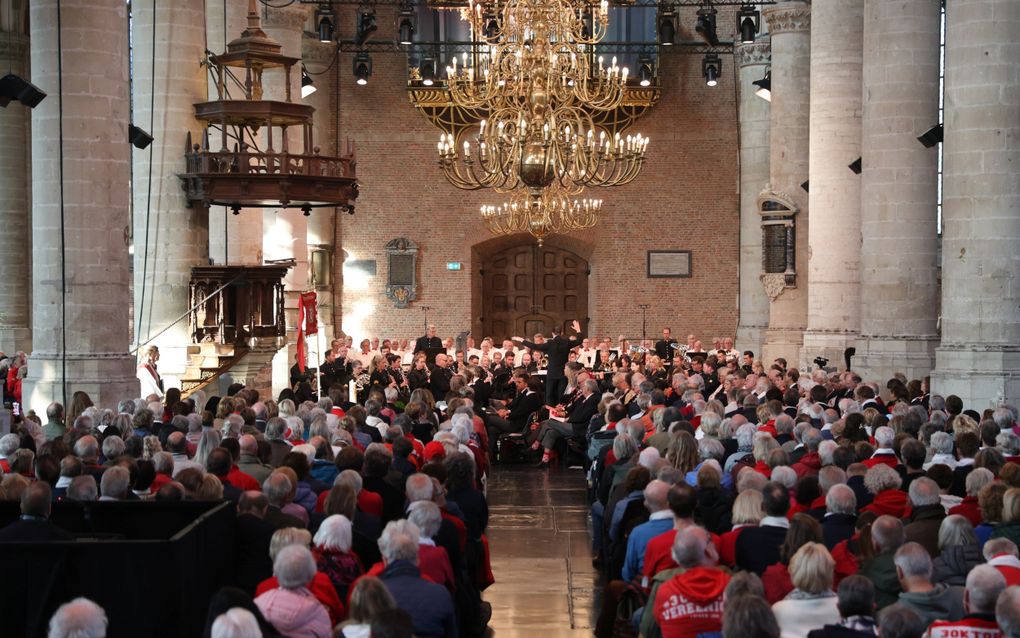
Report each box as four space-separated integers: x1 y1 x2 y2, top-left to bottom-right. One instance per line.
3 332 1020 638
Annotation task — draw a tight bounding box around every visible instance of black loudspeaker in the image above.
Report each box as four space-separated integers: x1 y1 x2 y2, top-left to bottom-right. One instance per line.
800 180 809 192
129 125 154 149
848 157 862 174
917 123 943 148
0 73 47 108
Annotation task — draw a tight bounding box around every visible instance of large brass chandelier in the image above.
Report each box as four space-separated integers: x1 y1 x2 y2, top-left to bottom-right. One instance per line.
437 0 650 243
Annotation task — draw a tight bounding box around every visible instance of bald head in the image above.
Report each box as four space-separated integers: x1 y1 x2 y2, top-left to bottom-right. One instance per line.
644 480 670 513
872 515 906 553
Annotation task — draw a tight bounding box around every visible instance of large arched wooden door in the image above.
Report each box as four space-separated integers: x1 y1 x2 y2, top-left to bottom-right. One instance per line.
480 242 589 342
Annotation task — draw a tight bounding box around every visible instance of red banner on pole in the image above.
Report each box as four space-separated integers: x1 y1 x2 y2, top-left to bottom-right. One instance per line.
296 292 318 374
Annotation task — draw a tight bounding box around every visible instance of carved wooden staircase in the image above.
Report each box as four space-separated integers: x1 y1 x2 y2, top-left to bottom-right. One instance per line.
180 340 279 399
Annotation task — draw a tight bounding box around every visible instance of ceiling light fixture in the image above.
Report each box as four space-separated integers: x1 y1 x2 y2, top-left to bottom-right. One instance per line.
301 66 316 98
354 53 372 85
658 4 677 46
638 58 654 87
695 4 719 47
356 10 378 46
419 58 436 86
737 4 759 44
317 6 334 43
0 73 46 108
702 53 721 87
752 67 771 101
397 6 415 45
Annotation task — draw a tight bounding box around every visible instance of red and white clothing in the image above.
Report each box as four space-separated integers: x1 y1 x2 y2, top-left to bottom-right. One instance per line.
653 566 730 638
987 553 1020 587
926 614 1001 638
137 362 163 398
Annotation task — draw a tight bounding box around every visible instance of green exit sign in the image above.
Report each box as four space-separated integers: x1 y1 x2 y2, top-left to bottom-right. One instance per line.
446 262 462 271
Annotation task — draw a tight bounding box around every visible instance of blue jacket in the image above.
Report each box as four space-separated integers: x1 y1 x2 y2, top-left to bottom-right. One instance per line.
622 515 674 582
310 459 338 485
380 560 458 638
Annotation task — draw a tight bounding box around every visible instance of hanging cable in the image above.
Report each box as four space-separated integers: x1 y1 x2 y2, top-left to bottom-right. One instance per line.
57 0 67 408
136 0 157 345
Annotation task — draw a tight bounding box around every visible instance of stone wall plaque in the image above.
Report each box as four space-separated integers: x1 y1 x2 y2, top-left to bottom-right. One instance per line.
384 237 419 308
647 250 692 278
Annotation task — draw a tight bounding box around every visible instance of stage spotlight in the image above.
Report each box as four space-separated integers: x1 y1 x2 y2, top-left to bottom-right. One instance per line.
301 66 316 98
397 8 415 45
695 4 719 47
917 123 943 148
353 53 372 86
848 157 862 174
658 5 677 46
0 73 46 108
737 4 759 44
702 53 721 87
356 10 378 45
638 58 654 87
317 6 334 43
129 125 153 150
752 68 771 102
420 58 436 86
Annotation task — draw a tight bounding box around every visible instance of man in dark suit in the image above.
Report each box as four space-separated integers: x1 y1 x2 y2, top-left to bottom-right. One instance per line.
531 377 600 467
234 491 277 594
428 353 453 400
513 319 583 406
413 324 443 354
820 484 858 549
654 327 677 360
484 371 544 454
262 473 306 529
0 482 74 542
735 482 791 574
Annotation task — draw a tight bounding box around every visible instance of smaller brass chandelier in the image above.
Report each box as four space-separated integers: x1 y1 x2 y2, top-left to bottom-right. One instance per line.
481 184 602 245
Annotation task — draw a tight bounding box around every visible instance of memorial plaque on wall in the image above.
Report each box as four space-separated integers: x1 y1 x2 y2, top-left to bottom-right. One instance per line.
647 250 692 278
763 225 787 273
384 237 419 308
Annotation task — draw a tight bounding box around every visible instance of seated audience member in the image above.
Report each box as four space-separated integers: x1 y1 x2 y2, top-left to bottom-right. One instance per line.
984 538 1020 586
763 514 824 604
652 525 730 638
622 480 674 583
806 575 879 638
925 565 1006 638
66 475 99 502
254 545 332 638
262 473 305 530
203 586 281 638
47 597 108 638
377 519 458 638
932 515 983 586
337 576 399 638
997 586 1020 638
721 595 780 638
862 464 908 518
255 528 344 625
876 604 927 638
991 488 1020 547
772 543 841 638
893 542 964 626
209 608 262 638
822 484 858 550
902 478 947 558
406 501 456 591
859 516 907 611
736 482 792 574
312 514 364 602
234 491 277 595
0 481 73 542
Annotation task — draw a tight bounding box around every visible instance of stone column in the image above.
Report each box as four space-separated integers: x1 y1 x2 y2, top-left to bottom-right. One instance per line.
131 0 209 384
856 0 941 382
760 1 810 367
932 0 1020 408
735 40 771 358
802 0 863 370
22 0 135 412
0 2 31 354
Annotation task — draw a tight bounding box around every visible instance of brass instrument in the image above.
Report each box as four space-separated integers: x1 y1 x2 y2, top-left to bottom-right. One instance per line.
671 342 693 363
628 344 648 354
539 353 549 370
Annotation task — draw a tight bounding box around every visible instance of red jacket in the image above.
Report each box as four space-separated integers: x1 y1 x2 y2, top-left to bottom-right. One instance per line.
862 452 900 470
752 460 772 479
792 452 822 478
226 466 260 491
643 528 721 585
863 489 909 518
926 616 1001 638
949 496 982 528
255 572 345 624
761 562 793 604
717 526 749 567
653 567 730 638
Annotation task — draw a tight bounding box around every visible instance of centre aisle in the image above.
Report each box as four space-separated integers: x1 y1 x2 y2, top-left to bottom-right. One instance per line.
483 466 603 636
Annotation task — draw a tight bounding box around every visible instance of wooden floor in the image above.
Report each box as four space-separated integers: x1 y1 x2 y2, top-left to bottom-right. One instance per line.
483 464 603 636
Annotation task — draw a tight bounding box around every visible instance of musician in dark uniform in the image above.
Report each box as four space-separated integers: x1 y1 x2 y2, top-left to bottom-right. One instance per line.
429 352 454 400
319 349 347 395
407 353 431 392
414 324 443 354
654 327 677 360
512 319 583 406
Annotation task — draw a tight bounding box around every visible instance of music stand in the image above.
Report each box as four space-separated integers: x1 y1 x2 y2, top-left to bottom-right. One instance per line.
423 347 446 366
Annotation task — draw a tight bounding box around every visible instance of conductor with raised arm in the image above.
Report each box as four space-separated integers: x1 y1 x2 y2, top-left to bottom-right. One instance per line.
513 319 584 406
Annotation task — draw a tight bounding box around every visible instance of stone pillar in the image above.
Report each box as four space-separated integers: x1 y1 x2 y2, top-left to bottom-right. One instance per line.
735 40 771 358
802 0 863 371
760 1 810 367
0 3 31 354
131 0 209 385
856 0 941 382
22 0 135 412
932 0 1020 408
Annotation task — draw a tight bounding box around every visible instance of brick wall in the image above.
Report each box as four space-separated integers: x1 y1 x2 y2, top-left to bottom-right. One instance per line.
328 7 740 345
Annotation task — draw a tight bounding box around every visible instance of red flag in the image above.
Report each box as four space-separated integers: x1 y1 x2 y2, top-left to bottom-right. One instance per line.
295 292 318 374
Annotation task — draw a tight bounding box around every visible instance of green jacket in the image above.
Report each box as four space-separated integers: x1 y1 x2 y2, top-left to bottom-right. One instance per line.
860 550 901 611
43 419 66 441
639 566 686 638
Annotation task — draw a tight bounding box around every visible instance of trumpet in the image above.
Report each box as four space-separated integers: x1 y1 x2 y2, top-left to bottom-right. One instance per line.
629 344 648 354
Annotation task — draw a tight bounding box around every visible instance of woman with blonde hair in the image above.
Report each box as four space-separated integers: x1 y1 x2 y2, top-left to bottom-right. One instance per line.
666 431 700 475
338 576 398 638
718 490 764 566
990 487 1020 546
771 542 840 638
